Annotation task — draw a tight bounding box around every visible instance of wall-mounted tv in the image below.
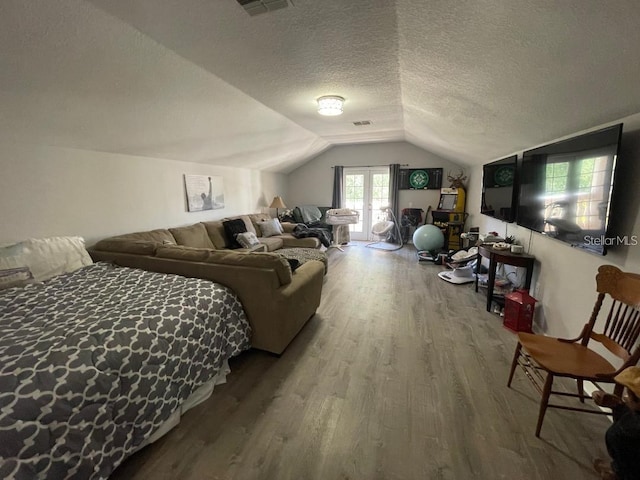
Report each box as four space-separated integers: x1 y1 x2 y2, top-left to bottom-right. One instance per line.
398 168 443 190
516 123 623 255
481 155 518 222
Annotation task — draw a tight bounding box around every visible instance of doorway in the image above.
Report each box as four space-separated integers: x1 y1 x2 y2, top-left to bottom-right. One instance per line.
343 168 390 241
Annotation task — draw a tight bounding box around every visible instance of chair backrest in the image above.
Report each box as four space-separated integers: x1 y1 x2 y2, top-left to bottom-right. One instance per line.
584 265 640 366
371 220 394 237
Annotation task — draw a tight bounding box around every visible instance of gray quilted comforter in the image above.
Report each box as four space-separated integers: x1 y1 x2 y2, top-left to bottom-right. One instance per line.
0 262 251 479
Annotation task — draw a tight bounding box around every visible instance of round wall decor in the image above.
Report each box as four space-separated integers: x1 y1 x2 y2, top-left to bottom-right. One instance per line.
494 166 515 186
409 170 429 189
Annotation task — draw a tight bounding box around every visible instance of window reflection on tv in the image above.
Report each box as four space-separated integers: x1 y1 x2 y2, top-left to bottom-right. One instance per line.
481 155 518 222
517 124 623 255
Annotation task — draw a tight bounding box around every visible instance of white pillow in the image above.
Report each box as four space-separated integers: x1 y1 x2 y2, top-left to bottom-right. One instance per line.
0 242 33 290
258 218 283 238
236 232 260 249
0 267 34 290
0 236 93 286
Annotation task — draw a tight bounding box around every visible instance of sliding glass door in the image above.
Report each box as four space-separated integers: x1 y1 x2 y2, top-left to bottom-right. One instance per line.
344 168 390 240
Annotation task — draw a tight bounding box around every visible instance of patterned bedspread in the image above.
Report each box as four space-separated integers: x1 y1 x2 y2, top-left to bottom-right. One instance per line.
0 262 251 479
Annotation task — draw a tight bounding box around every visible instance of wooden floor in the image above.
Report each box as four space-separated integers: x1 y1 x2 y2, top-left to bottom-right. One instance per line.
111 242 610 480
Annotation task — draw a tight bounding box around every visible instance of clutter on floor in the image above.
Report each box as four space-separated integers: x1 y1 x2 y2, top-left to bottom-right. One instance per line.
435 247 479 285
437 264 476 284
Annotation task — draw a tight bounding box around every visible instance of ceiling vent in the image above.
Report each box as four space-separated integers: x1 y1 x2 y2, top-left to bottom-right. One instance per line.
353 120 372 126
236 0 289 16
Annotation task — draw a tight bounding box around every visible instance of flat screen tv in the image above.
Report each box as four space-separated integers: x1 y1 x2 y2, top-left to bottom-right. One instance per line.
481 155 518 222
516 123 623 255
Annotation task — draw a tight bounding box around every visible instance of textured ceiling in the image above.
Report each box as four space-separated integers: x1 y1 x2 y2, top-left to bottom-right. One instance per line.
2 0 640 173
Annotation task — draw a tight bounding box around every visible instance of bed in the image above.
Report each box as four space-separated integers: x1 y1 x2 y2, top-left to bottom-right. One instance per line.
0 261 251 479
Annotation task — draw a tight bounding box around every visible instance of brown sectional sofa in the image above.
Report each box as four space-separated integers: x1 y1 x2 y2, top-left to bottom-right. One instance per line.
208 213 320 251
88 214 325 354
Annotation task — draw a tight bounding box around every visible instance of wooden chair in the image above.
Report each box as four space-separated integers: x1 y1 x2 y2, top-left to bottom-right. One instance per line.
507 265 640 437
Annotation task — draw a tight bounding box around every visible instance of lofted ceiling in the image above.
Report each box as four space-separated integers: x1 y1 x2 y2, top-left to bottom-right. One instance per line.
2 0 640 173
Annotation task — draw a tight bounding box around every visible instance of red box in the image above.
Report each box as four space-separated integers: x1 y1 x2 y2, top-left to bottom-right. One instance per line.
504 289 537 333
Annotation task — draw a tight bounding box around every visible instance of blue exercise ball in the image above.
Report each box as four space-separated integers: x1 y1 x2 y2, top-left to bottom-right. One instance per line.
413 224 445 252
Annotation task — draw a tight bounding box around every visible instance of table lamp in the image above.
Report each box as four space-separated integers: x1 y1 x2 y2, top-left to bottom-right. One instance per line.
269 196 287 218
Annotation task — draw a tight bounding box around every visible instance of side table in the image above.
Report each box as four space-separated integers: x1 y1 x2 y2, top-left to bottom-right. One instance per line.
475 244 535 312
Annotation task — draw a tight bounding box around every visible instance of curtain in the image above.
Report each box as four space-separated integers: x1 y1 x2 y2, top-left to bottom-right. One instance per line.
332 165 344 208
389 163 401 243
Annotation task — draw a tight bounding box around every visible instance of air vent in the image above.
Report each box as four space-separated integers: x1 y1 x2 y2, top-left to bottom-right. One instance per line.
353 120 372 126
237 0 289 16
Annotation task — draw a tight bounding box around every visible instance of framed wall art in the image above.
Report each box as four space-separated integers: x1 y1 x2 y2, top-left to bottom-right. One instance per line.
398 168 443 190
184 175 225 212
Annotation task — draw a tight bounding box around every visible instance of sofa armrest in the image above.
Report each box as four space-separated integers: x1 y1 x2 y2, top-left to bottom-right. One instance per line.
253 260 325 353
278 260 324 301
281 222 298 234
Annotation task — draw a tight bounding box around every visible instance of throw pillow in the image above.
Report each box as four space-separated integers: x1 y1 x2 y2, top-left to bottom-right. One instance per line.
0 266 33 290
25 237 93 280
222 219 248 249
0 236 93 288
286 258 301 272
169 224 214 249
0 242 33 289
258 218 283 238
236 232 260 249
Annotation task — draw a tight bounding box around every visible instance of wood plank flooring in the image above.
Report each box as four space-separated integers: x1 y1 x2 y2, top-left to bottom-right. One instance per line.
111 243 610 479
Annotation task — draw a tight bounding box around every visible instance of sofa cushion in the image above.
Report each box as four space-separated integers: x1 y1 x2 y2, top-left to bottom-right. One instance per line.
104 229 175 244
222 219 247 249
202 221 226 249
279 234 321 249
259 236 284 251
169 223 215 249
155 245 215 262
92 238 158 255
206 251 292 285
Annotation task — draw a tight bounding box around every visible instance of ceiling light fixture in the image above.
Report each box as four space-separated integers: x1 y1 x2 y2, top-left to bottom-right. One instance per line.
317 95 344 116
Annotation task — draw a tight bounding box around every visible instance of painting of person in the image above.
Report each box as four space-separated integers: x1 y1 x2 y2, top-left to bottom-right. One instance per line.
184 174 225 212
201 177 213 210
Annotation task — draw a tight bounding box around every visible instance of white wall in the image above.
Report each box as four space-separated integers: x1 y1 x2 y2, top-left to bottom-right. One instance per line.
467 113 640 338
287 141 466 214
0 143 287 245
